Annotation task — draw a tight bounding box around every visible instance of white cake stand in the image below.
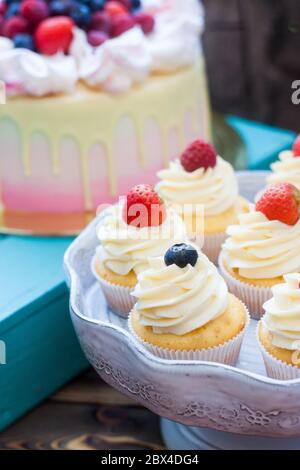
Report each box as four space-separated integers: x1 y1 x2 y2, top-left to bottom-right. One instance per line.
64 172 300 450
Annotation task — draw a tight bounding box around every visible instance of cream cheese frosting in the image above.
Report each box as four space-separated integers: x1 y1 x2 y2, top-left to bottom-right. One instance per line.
263 273 300 350
267 151 300 189
222 210 300 279
0 0 203 97
132 252 229 335
156 156 239 216
96 204 187 276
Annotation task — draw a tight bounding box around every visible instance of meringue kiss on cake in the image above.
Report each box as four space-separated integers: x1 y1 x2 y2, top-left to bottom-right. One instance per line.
258 274 300 380
156 139 249 264
266 134 300 189
129 243 249 363
219 183 300 318
92 184 187 316
0 0 211 234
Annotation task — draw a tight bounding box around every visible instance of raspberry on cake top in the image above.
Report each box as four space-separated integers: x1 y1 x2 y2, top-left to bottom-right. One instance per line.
267 134 300 189
0 0 204 96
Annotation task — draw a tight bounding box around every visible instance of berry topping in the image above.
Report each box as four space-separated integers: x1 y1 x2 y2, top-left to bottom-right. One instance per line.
2 15 29 38
181 140 217 173
293 134 300 157
90 0 105 13
49 1 72 17
35 16 74 55
134 11 154 34
5 1 20 18
164 244 199 269
70 3 91 28
256 183 300 226
123 184 166 228
105 1 127 17
20 0 49 26
89 10 111 34
87 29 108 46
111 12 134 37
13 32 34 49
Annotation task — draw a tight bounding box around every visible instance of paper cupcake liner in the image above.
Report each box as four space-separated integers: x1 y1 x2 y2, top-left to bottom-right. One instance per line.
91 256 135 318
256 323 300 380
128 304 250 365
189 232 227 266
218 254 272 320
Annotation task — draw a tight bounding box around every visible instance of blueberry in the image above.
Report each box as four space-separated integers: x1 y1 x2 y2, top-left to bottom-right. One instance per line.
5 1 20 17
131 0 141 11
13 33 35 50
49 0 72 16
164 244 199 269
70 3 91 27
89 0 105 12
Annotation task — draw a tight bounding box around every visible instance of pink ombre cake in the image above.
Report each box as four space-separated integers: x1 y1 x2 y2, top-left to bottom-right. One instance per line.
0 0 211 234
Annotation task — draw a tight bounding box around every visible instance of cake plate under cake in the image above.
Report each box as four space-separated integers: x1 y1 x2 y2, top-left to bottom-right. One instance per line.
64 172 300 450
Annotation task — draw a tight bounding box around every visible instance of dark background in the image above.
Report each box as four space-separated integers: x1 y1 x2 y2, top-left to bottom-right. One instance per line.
202 0 300 131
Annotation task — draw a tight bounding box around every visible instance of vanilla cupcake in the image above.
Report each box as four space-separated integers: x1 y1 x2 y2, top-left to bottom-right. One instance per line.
129 243 249 363
219 183 300 319
156 140 249 264
92 184 187 317
267 134 300 189
258 274 300 380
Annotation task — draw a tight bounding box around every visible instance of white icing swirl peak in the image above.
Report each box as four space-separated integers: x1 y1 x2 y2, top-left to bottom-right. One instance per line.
96 204 187 276
133 252 229 335
156 156 239 216
267 151 300 189
263 274 300 350
222 210 300 279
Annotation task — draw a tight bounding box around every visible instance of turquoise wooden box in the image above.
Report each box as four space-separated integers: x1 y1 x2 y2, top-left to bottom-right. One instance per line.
0 118 295 432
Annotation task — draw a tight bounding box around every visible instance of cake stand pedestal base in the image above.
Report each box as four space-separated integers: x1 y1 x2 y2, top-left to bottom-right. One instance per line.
161 419 300 450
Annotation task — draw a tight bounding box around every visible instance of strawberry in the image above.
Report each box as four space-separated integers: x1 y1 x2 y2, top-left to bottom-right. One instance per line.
256 183 300 226
35 16 74 55
292 134 300 157
180 140 217 173
123 184 166 228
105 1 127 17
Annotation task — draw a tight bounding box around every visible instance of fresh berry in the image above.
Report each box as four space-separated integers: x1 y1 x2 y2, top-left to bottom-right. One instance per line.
256 183 300 226
131 0 141 10
35 16 74 55
70 3 91 27
123 184 166 228
21 0 49 25
105 1 127 17
0 0 6 16
13 32 35 49
134 11 154 34
87 29 108 46
117 0 131 9
5 1 20 18
181 140 217 173
292 134 300 157
2 16 29 38
89 10 110 33
49 0 71 16
111 12 134 37
164 244 199 269
90 0 105 12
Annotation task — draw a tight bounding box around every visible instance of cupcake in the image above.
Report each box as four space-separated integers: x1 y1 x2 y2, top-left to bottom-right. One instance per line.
258 274 300 380
266 134 300 189
129 243 249 363
156 139 249 264
92 184 187 317
219 183 300 319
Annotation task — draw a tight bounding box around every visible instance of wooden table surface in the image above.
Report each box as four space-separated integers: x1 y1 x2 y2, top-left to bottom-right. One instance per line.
0 370 165 450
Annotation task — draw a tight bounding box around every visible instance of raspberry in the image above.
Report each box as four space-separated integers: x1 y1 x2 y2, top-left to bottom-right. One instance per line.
123 184 166 228
256 183 300 226
292 134 300 157
2 16 29 38
134 11 154 34
181 140 217 173
20 0 49 26
35 16 74 55
87 30 108 46
105 1 127 17
111 12 134 37
89 11 111 34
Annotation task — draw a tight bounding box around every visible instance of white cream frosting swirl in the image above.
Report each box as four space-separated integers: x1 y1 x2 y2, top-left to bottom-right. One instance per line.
222 210 300 279
267 151 300 189
0 0 203 96
132 252 229 335
156 157 239 216
96 204 187 276
263 274 300 350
